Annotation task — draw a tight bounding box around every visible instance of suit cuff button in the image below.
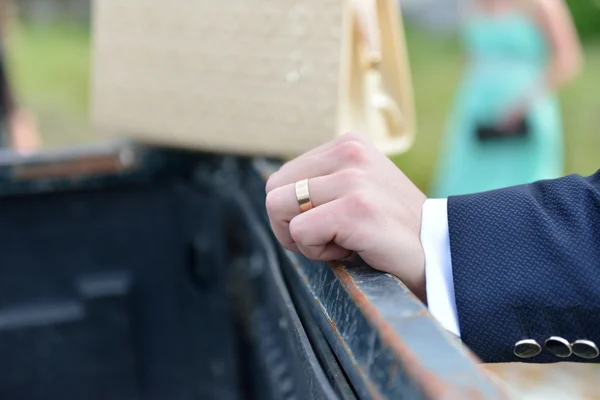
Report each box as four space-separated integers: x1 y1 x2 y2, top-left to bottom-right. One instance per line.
514 339 541 358
544 336 572 358
572 339 599 359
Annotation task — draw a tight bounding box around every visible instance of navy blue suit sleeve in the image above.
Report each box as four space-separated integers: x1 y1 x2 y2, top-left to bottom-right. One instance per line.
447 170 600 363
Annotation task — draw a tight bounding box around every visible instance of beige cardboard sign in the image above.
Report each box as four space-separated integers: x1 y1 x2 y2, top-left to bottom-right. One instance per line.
91 0 415 157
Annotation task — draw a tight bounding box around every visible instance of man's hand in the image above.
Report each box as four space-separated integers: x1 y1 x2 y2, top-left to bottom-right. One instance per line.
265 133 427 301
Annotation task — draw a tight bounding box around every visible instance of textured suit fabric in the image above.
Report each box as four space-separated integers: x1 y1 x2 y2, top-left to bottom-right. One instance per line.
448 170 600 363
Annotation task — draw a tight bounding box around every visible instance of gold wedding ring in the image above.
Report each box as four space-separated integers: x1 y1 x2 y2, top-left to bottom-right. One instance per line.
295 179 313 213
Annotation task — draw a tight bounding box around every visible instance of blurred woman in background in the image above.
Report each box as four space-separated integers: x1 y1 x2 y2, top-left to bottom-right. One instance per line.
0 0 40 152
430 0 582 197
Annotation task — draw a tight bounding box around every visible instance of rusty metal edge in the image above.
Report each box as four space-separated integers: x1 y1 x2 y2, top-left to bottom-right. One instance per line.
0 141 138 180
331 264 512 400
284 251 511 399
283 253 395 400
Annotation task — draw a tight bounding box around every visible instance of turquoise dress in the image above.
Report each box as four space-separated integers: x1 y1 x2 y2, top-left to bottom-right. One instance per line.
430 12 563 198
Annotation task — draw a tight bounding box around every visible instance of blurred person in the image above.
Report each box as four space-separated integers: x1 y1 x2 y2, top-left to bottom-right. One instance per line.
0 41 40 152
0 0 40 152
430 0 582 197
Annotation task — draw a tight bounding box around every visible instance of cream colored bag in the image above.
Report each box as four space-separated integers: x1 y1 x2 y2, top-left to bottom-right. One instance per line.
91 0 415 157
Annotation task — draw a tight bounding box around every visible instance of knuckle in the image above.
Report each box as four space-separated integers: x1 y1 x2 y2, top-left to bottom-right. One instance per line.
344 192 372 216
265 187 283 216
265 190 277 215
335 140 368 164
288 218 306 244
265 173 279 194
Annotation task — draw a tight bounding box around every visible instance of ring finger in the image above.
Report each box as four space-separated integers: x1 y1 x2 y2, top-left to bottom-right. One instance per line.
265 170 359 250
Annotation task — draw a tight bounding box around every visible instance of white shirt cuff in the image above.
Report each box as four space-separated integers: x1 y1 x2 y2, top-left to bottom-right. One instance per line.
421 198 461 337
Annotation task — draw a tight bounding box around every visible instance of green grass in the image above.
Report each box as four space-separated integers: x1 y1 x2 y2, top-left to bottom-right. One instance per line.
5 21 599 191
